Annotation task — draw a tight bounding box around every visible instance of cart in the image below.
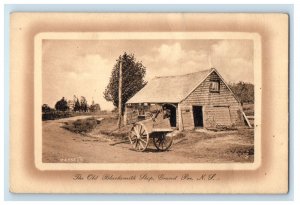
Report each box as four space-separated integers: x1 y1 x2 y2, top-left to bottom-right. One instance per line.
128 108 175 152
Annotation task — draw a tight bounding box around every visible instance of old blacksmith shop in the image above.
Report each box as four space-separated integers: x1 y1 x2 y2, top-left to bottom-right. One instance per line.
125 68 245 131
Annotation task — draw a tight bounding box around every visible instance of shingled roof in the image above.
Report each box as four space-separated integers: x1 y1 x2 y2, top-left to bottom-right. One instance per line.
127 68 214 104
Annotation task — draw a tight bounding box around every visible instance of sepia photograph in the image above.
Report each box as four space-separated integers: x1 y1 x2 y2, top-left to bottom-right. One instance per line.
36 32 260 169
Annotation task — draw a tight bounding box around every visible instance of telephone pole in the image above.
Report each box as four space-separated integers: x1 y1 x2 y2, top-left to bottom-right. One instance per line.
117 57 124 129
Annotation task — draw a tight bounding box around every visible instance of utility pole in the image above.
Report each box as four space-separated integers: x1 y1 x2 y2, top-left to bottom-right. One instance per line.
117 57 124 129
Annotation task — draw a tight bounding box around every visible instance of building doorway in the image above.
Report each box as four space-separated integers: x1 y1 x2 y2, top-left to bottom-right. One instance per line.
193 106 203 127
163 104 177 127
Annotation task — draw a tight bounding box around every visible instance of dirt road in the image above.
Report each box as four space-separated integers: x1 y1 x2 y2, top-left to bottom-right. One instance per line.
42 119 254 163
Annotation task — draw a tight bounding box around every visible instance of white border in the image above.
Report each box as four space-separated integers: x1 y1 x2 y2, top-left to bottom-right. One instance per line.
34 32 261 171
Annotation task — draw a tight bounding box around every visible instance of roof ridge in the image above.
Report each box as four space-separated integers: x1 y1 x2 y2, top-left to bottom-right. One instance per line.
154 68 213 79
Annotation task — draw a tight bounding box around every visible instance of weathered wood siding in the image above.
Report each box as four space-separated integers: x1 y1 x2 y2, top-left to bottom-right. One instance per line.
180 71 244 129
180 105 194 130
124 105 139 124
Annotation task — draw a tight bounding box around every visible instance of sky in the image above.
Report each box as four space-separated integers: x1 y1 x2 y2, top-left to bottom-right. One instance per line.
42 39 253 111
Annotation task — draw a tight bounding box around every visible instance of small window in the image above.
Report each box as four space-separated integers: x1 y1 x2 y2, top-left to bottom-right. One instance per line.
210 81 220 93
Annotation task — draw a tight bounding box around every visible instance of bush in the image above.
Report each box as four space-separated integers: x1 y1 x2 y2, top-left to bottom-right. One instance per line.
228 82 254 105
42 111 73 121
62 117 98 134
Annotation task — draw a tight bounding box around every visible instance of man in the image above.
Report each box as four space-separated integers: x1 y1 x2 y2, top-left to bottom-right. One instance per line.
162 106 171 119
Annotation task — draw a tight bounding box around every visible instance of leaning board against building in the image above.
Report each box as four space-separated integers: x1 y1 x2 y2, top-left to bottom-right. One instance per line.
125 68 245 131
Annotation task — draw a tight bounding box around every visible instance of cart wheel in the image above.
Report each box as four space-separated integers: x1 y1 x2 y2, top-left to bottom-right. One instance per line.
128 123 149 152
153 132 173 151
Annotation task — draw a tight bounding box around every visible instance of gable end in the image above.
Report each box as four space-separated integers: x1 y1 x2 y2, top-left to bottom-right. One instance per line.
180 69 241 105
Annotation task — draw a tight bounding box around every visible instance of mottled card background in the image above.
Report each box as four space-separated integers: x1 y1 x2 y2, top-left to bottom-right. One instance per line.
10 13 288 193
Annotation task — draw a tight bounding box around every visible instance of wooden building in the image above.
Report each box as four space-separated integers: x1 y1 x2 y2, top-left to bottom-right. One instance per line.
125 68 245 130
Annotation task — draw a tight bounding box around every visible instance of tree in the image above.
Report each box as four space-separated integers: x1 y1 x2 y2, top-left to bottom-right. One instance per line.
103 52 147 114
80 96 88 112
55 97 69 111
228 81 254 105
74 98 80 112
90 101 101 112
42 104 51 113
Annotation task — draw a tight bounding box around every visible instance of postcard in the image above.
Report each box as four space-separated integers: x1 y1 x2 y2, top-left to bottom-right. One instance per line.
10 13 288 193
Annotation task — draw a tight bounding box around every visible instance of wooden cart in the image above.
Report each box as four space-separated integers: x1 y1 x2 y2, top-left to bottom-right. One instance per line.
128 109 175 152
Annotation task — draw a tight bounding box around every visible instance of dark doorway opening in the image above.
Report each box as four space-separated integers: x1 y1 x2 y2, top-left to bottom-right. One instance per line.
163 104 177 127
193 106 203 127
